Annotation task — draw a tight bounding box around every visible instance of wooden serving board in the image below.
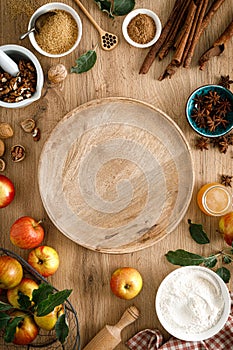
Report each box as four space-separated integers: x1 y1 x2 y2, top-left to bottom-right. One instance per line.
38 97 194 253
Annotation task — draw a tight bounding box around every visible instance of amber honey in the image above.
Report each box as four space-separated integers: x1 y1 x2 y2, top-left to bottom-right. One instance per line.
197 182 232 216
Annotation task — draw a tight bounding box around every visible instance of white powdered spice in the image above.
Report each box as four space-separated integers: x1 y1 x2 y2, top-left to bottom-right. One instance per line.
157 268 225 334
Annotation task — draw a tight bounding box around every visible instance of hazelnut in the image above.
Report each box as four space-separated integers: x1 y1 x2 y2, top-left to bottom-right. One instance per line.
0 139 5 157
48 64 67 84
0 159 6 171
0 122 14 139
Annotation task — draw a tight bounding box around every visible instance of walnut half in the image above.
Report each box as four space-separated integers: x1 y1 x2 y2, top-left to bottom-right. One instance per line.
11 145 26 162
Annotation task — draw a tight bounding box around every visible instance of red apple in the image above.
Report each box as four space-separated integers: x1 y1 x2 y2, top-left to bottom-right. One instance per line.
7 278 39 308
34 304 64 330
27 246 59 277
0 256 23 289
10 216 44 249
11 311 39 345
110 267 143 300
219 211 233 246
0 175 15 208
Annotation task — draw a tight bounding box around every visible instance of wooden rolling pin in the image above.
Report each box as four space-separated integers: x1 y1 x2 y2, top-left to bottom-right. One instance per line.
83 305 140 350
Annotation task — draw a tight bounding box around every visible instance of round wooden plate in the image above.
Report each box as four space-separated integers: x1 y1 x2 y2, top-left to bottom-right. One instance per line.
38 97 194 254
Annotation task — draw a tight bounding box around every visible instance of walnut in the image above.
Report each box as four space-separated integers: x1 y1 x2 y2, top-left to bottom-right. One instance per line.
0 139 5 157
0 123 14 139
0 59 37 103
48 64 67 84
11 145 25 162
20 118 36 133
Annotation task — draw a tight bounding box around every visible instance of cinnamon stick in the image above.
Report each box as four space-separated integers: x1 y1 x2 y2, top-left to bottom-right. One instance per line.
157 0 192 60
199 19 233 70
183 0 209 68
139 0 184 74
158 62 179 81
199 0 226 36
172 1 197 66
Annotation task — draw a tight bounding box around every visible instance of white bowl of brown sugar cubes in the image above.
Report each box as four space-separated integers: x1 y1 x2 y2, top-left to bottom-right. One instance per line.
28 2 82 58
122 8 162 48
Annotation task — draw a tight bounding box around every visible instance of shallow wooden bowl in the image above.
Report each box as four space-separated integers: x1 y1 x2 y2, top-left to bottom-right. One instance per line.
38 97 194 254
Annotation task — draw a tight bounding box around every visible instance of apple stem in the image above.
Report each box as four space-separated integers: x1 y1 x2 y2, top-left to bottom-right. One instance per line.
33 220 43 228
124 284 131 290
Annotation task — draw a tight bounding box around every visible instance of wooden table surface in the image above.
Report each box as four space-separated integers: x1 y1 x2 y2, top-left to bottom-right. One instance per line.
1 0 233 349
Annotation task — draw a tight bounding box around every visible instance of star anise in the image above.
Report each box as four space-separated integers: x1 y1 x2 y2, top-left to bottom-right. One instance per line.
218 136 229 153
204 91 221 105
221 174 233 187
193 94 205 108
195 136 209 151
216 98 232 114
191 108 207 128
191 89 232 134
219 75 233 90
206 116 217 132
214 115 229 128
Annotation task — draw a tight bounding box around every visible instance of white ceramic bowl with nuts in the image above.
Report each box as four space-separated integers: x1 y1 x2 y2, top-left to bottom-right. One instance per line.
0 44 44 109
122 8 162 48
28 2 82 58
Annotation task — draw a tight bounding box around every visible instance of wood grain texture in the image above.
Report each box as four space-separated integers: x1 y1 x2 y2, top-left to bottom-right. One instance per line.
0 0 233 349
38 97 193 253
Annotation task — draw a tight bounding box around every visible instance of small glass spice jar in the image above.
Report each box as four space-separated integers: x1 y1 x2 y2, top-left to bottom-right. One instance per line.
197 182 233 216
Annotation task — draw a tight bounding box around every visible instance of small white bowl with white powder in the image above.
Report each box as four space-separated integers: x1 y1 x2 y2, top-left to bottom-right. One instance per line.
155 266 231 341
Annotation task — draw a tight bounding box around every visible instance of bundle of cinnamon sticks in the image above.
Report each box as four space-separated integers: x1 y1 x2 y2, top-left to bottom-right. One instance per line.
139 0 232 79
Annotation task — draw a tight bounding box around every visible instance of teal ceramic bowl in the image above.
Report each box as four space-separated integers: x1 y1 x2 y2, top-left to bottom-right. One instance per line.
186 85 233 138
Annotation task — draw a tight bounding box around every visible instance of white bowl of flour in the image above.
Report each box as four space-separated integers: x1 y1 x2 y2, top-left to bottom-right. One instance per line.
155 266 231 341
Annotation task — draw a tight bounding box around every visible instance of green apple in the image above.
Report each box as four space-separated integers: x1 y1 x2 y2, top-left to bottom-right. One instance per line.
110 267 143 300
34 304 64 330
7 278 39 308
0 255 23 289
11 311 39 345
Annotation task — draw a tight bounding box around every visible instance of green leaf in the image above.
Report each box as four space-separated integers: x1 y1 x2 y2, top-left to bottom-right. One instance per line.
55 313 69 344
0 312 11 330
4 316 23 343
94 0 114 18
18 291 31 310
188 219 210 244
36 289 72 317
203 255 217 268
32 283 54 305
165 249 205 266
113 0 135 16
0 302 13 311
71 50 97 74
223 255 232 264
216 267 231 283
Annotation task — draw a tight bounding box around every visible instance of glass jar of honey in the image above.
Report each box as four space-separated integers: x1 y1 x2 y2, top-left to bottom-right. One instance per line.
197 182 233 216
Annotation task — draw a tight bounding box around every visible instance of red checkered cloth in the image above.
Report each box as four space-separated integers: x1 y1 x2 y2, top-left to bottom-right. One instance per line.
126 293 233 350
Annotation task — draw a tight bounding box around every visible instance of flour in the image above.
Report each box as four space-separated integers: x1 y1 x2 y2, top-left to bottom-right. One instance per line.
157 268 225 334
